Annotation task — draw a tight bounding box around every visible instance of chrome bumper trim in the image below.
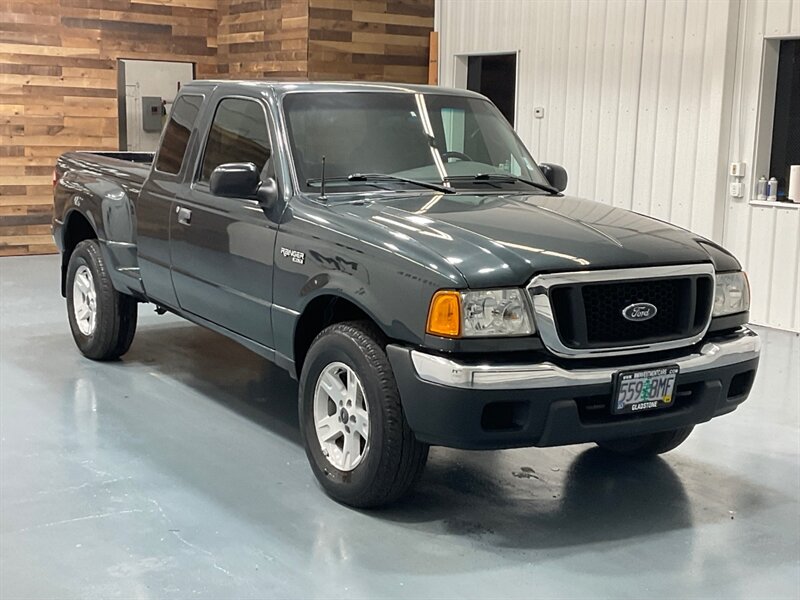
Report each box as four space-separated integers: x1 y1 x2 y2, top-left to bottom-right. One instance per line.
410 327 760 390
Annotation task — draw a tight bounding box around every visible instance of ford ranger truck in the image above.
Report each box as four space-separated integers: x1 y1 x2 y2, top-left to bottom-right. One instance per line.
53 82 760 508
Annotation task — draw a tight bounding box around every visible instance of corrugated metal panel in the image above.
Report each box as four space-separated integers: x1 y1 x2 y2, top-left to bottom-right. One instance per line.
439 0 643 207
723 0 800 331
438 0 733 238
437 0 800 331
632 0 736 241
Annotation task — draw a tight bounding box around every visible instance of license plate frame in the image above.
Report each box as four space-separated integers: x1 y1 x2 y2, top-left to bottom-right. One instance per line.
612 365 680 415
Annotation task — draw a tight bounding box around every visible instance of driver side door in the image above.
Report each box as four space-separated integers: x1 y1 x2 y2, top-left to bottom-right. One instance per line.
169 95 279 348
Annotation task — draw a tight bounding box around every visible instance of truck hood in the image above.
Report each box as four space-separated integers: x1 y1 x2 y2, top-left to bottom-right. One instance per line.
328 192 738 288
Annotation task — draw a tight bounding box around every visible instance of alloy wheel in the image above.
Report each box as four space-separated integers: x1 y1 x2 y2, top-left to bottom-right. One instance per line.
72 265 97 336
313 361 370 471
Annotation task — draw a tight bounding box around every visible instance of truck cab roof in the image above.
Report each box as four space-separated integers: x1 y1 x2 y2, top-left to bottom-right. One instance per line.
178 80 488 100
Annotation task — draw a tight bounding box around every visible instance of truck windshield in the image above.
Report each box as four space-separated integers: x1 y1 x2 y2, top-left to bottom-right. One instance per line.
282 91 550 195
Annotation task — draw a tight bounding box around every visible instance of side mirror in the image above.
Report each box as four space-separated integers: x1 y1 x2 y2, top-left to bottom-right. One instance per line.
256 177 279 209
209 162 260 198
539 163 568 192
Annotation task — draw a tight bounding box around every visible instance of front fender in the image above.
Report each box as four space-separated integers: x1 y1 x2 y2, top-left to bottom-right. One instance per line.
296 267 417 341
271 201 463 363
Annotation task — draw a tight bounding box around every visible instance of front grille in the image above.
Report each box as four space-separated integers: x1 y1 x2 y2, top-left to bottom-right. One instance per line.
583 279 684 343
547 273 713 350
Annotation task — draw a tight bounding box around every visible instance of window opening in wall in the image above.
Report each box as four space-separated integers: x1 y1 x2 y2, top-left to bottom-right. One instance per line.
466 53 517 126
118 59 195 153
767 40 800 201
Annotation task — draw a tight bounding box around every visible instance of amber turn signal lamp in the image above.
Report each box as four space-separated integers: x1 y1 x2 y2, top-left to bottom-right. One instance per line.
426 290 461 337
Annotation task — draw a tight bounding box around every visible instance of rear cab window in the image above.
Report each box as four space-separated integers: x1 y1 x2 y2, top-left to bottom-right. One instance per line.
154 94 204 175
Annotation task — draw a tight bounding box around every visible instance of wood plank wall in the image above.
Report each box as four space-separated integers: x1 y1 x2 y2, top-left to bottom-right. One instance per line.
216 0 434 82
217 0 308 79
0 0 434 256
307 0 434 82
0 0 217 256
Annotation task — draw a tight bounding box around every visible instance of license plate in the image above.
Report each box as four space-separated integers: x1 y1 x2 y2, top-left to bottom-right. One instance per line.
612 366 679 414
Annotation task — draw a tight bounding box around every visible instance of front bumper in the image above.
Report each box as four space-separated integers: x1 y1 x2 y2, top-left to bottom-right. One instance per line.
386 327 760 449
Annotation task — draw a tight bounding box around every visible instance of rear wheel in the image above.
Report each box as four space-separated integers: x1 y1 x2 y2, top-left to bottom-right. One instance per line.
299 321 428 508
66 239 138 360
596 426 694 457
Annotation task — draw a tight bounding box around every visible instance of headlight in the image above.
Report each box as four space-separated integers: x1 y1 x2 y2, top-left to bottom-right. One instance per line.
713 271 750 316
427 288 534 337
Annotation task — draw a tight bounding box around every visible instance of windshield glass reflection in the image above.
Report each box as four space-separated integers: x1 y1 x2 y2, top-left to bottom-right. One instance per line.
283 92 550 195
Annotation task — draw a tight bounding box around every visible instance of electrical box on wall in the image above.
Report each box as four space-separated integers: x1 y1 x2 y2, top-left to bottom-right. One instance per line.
141 96 163 132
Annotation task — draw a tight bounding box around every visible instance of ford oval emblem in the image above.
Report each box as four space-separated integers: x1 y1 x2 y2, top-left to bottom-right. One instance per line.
622 302 658 322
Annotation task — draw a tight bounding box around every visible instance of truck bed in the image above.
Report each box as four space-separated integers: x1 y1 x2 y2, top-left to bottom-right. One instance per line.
83 150 154 164
63 151 154 188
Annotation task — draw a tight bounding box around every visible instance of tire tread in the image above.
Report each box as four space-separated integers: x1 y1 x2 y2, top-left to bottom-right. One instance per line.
67 239 137 361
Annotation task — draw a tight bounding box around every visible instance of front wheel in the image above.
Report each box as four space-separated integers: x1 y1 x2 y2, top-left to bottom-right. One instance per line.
596 426 694 457
66 239 138 361
299 321 428 508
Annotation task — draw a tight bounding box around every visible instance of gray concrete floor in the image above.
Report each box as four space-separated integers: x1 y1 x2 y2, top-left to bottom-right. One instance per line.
1 255 798 600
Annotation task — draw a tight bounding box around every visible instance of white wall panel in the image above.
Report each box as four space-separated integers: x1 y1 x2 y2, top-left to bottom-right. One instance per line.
630 0 668 220
670 0 706 229
438 0 799 331
438 0 734 239
439 0 645 209
610 1 648 211
723 0 800 331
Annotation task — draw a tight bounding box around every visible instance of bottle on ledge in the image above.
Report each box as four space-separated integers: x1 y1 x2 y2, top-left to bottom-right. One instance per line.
767 177 778 201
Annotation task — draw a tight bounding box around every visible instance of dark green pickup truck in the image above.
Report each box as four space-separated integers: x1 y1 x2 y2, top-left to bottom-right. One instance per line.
53 81 760 507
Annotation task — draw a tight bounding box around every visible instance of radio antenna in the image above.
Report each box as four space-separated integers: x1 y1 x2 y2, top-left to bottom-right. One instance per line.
319 155 328 202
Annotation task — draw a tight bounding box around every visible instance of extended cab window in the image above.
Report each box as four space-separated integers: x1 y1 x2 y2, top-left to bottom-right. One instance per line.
155 94 203 175
200 98 271 182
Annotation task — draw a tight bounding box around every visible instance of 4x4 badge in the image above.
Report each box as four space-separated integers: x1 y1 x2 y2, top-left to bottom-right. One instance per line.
622 302 657 322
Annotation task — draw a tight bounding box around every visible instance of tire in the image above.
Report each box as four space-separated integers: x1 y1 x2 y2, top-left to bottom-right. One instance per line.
299 321 429 508
596 426 694 457
66 239 138 361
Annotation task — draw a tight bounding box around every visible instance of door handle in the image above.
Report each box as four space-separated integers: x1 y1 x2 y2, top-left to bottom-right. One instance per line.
176 206 192 226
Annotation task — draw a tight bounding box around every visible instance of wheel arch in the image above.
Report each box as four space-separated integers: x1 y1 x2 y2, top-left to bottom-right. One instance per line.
292 293 384 379
60 209 99 297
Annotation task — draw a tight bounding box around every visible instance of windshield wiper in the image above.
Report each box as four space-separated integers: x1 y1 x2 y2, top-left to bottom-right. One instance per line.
445 173 559 195
307 173 455 194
